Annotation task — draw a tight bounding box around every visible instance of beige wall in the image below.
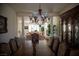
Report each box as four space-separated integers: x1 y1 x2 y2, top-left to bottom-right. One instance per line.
0 4 17 43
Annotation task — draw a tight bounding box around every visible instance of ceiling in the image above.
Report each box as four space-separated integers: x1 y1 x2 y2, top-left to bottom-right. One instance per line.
7 3 79 15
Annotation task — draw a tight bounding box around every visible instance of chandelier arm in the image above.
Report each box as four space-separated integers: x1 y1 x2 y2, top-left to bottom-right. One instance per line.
30 4 49 25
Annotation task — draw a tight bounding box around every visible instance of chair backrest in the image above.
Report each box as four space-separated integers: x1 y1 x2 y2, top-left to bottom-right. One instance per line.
52 37 60 55
9 39 18 55
32 33 39 40
14 37 21 49
48 37 54 49
0 43 11 56
32 33 39 43
57 42 69 56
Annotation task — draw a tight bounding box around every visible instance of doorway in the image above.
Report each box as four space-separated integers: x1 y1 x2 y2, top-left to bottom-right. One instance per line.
17 16 52 39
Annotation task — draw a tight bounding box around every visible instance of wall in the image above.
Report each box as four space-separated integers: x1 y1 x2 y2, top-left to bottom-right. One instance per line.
0 4 17 43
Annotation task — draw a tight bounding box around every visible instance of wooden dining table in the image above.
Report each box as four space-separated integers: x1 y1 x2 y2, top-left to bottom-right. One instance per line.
26 32 45 40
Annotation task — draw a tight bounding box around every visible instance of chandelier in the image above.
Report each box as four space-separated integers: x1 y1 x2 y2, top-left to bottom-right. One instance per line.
29 4 49 25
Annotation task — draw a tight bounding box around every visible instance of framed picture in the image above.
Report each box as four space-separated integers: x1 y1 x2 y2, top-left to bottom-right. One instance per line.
0 16 7 34
24 26 28 29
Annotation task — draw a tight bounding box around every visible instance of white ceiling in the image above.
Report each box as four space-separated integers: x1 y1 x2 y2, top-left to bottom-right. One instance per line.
7 3 79 15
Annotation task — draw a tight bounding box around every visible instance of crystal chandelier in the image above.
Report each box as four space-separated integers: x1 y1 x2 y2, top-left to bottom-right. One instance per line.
30 4 48 25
